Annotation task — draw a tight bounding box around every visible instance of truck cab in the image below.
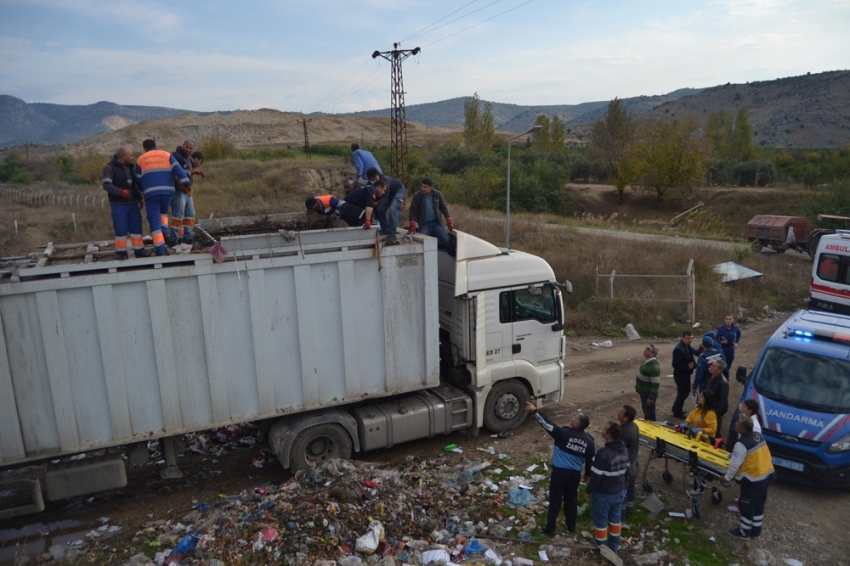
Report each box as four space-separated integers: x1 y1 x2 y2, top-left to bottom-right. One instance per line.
437 231 569 431
733 309 850 487
809 231 850 315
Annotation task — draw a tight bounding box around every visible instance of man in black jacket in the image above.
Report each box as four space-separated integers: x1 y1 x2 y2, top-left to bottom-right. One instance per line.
367 167 406 246
671 331 698 418
587 421 630 553
617 405 639 517
526 401 594 536
102 145 145 259
408 178 454 255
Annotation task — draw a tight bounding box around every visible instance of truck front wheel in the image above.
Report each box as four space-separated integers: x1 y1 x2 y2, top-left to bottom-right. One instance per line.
484 380 530 432
290 424 353 471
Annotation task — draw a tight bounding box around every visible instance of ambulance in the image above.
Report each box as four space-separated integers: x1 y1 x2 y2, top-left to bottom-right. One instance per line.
733 309 850 487
809 231 850 315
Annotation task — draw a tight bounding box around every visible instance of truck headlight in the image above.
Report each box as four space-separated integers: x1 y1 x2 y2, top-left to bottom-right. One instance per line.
827 434 850 454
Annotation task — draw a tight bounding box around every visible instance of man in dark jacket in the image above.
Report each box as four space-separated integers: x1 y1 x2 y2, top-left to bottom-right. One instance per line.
587 421 630 553
342 183 379 227
526 402 595 536
409 178 454 255
102 145 145 259
617 405 639 517
169 139 197 245
671 331 698 418
367 167 406 246
716 315 742 378
692 334 726 393
706 359 730 438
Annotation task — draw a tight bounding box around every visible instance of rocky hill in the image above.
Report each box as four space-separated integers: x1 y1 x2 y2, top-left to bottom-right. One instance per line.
643 70 850 148
0 95 196 147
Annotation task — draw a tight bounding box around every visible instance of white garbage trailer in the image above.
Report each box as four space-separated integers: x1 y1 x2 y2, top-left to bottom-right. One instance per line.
0 219 569 517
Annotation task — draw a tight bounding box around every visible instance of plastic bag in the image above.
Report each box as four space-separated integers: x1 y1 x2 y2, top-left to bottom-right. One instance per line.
507 488 536 507
355 520 385 555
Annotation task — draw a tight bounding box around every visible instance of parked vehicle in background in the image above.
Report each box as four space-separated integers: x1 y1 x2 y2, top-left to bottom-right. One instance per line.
746 215 813 254
809 231 850 315
731 309 850 488
0 216 570 518
807 214 850 258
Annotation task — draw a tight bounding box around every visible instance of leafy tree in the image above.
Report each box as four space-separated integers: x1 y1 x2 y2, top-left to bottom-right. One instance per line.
463 93 495 154
532 115 551 151
704 107 757 163
631 117 704 201
550 116 566 151
732 107 757 162
590 98 636 203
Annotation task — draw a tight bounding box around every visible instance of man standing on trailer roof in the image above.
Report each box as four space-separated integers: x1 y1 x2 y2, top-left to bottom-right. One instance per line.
135 139 191 256
351 143 381 186
102 145 146 259
169 138 198 246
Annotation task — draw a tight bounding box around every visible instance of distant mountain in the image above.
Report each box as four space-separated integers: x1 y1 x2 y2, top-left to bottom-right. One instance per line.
342 89 704 132
0 95 198 147
642 71 850 148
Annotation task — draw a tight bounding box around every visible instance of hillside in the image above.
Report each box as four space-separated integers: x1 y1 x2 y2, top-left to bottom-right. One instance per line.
56 109 462 156
643 70 850 148
0 95 197 147
345 89 702 132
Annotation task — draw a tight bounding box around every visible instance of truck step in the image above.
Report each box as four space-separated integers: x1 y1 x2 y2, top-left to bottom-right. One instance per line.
44 454 127 502
0 479 45 520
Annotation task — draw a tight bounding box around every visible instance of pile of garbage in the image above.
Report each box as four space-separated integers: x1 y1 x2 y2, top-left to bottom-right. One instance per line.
102 454 586 566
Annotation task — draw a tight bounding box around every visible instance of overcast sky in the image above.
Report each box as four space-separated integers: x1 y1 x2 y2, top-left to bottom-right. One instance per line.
1 0 848 114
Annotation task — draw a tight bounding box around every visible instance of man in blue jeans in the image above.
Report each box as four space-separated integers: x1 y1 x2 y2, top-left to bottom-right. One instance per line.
408 178 454 256
586 421 630 553
367 167 406 245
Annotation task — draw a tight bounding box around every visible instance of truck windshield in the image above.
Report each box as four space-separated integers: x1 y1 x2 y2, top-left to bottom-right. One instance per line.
501 284 558 324
754 346 850 413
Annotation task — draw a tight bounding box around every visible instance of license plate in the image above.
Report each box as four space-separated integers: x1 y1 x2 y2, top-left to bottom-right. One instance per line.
772 457 805 472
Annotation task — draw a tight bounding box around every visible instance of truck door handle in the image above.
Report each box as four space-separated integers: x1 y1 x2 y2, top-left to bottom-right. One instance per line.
512 344 521 354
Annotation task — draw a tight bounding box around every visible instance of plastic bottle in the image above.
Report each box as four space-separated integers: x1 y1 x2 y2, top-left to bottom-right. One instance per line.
577 503 589 517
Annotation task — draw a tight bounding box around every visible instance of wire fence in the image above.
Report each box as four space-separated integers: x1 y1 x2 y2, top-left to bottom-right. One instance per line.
0 186 106 209
596 259 695 323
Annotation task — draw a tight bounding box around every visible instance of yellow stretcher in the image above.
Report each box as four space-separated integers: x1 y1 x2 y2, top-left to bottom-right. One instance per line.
636 419 731 519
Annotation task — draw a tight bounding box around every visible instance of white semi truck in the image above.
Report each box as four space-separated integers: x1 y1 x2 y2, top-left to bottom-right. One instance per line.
0 217 569 517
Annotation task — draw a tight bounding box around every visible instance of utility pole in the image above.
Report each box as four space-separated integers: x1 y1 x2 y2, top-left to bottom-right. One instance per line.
299 118 312 159
372 44 420 188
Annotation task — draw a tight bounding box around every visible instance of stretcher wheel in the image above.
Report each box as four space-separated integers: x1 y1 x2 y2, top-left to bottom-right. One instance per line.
691 501 701 520
711 487 723 505
643 480 653 494
662 470 674 484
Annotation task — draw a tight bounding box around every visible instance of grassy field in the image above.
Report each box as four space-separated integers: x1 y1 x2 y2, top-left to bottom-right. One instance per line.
0 156 812 337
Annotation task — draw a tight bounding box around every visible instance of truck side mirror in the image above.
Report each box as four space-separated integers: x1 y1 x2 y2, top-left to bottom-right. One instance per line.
735 366 747 384
563 280 573 294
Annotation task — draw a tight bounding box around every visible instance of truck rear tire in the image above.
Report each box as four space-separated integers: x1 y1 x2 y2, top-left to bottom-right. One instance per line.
484 380 529 432
290 424 353 471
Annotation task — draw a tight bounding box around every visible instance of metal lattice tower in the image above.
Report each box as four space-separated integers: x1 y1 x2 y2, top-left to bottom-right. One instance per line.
372 44 420 188
299 118 312 159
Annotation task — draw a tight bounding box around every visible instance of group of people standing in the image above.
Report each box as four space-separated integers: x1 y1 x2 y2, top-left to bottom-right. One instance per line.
526 401 639 553
306 144 455 255
102 138 204 258
631 315 777 541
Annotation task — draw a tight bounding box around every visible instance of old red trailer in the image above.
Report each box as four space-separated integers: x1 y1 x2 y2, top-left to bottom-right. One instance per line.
746 215 814 254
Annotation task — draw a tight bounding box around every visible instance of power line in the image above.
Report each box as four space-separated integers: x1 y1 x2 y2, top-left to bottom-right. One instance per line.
398 0 480 43
423 0 534 49
311 59 372 111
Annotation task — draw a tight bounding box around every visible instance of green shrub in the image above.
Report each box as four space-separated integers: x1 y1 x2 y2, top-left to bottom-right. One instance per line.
200 134 237 161
238 148 296 161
